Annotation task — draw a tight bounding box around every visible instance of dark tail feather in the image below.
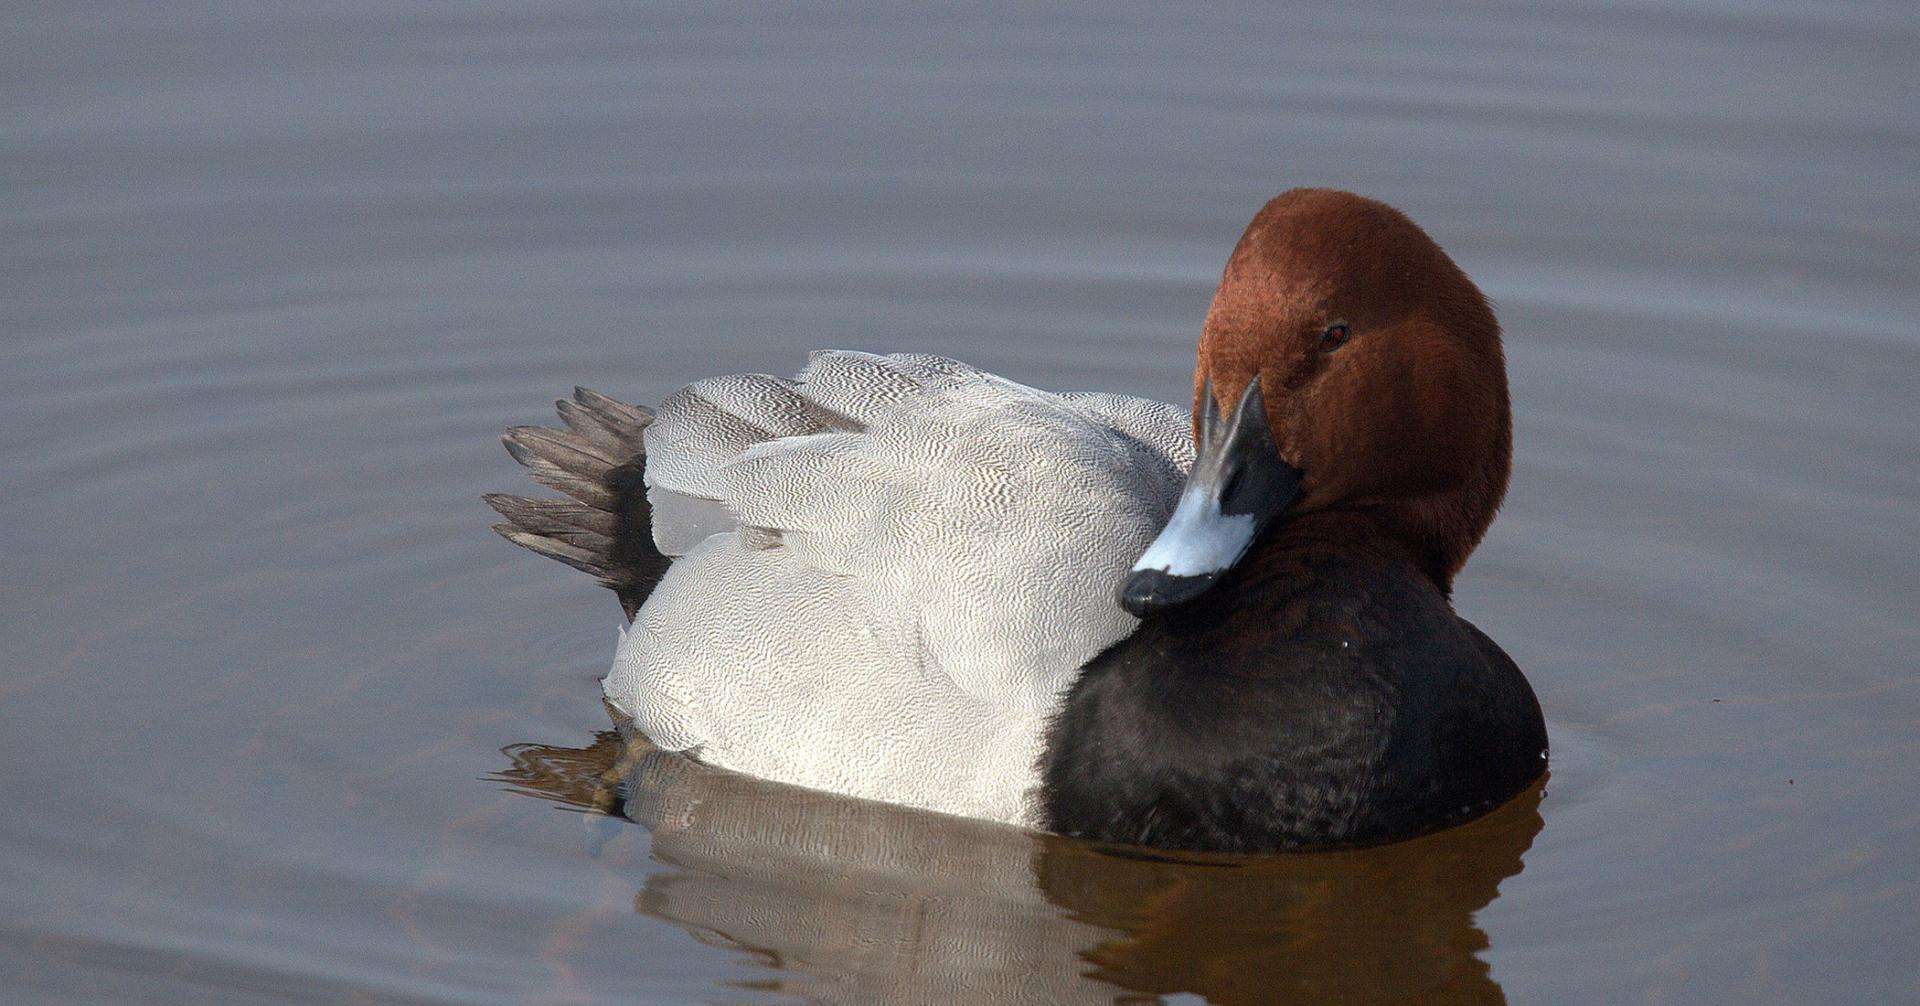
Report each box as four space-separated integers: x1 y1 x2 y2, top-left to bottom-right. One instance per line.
489 387 671 620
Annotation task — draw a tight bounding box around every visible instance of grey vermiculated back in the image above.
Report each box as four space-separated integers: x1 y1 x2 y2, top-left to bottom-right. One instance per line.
608 351 1193 826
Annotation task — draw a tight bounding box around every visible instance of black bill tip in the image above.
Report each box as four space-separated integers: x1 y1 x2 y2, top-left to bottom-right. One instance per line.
1118 567 1220 618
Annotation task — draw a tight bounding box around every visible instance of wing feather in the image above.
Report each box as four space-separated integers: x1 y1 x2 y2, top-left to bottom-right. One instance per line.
633 351 1189 712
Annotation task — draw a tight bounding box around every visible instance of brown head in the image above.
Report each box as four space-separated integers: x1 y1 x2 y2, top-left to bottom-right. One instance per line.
1121 189 1509 614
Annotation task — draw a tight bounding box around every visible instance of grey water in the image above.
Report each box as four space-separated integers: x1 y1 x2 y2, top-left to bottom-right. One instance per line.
3 3 1916 1003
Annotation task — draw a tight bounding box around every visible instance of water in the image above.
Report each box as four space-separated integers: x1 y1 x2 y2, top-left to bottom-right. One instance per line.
3 3 1915 1002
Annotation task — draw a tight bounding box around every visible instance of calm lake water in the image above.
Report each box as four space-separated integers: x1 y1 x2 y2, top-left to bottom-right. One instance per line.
4 3 1916 1003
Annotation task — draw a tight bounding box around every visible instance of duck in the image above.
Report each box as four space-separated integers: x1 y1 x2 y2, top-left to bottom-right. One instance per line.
489 188 1548 853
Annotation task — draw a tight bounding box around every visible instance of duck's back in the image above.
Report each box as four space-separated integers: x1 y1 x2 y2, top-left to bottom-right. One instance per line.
609 352 1192 824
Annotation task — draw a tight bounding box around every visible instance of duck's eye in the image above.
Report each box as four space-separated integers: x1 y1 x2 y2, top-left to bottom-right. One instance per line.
1318 323 1351 353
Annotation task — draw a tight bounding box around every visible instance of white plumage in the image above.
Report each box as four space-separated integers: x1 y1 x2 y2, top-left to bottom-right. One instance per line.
605 351 1191 826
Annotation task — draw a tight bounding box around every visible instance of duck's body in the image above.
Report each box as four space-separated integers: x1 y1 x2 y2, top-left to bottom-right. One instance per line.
492 189 1549 852
602 357 1192 825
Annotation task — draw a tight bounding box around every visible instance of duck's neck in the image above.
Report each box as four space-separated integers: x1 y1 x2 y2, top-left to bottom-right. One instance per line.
1349 501 1464 597
1243 507 1453 597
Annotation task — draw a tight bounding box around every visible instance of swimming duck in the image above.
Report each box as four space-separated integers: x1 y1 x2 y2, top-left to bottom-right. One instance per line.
489 188 1547 852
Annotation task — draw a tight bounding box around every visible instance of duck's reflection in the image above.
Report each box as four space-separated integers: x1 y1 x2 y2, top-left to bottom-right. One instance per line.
494 730 1542 1005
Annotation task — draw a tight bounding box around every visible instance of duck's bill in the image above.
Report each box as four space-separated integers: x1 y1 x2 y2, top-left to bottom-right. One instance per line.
1119 376 1303 617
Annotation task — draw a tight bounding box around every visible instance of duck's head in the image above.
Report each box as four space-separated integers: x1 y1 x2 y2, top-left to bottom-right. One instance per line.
1122 188 1510 616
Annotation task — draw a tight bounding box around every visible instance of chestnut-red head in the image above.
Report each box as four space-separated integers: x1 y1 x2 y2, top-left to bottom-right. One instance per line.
1121 189 1509 613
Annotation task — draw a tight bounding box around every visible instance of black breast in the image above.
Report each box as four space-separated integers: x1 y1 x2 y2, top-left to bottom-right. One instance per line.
1038 544 1547 853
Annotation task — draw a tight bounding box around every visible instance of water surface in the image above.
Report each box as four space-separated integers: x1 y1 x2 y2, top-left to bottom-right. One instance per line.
3 3 1916 1002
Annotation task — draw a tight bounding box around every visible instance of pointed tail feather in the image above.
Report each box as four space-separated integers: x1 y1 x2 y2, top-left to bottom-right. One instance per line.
489 387 670 619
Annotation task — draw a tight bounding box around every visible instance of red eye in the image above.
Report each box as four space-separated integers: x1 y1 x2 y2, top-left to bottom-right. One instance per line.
1318 324 1351 352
